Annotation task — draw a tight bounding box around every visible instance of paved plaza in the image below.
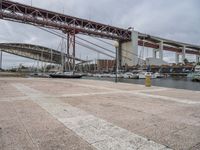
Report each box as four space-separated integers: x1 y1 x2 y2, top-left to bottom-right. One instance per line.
0 78 200 150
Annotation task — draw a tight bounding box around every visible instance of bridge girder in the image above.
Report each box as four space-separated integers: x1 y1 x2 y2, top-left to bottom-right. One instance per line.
0 0 199 58
0 0 131 41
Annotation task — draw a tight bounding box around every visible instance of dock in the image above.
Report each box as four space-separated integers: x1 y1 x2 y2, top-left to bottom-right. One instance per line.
0 77 200 150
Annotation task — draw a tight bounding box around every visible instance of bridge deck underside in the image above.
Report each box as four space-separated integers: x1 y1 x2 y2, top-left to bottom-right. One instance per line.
0 43 85 64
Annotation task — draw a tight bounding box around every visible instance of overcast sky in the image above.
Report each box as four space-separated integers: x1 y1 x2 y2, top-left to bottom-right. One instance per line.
0 0 200 68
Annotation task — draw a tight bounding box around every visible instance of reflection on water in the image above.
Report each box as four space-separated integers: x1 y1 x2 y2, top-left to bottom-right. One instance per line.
84 77 200 91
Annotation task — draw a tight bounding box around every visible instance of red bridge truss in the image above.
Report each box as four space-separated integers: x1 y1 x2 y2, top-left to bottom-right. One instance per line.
0 0 200 56
0 0 131 41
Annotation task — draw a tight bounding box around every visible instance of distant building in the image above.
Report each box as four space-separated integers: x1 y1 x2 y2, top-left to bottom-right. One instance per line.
96 59 115 72
146 58 169 66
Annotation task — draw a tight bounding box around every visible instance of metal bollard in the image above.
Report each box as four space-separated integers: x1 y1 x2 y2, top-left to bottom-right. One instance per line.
145 74 151 87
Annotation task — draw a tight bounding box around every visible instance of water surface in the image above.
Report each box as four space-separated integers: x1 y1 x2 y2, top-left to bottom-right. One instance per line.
83 77 200 91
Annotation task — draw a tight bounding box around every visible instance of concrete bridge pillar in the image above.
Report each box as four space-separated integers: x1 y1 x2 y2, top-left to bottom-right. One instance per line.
175 53 180 64
37 54 39 72
182 46 186 62
196 55 200 63
159 41 163 60
121 31 138 66
153 49 157 59
0 50 2 69
118 41 122 67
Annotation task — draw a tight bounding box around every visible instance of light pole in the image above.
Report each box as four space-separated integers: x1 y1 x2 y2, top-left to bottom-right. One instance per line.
0 50 2 70
114 41 119 83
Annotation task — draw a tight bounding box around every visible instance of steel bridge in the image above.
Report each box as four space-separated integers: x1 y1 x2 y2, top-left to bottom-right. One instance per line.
0 0 131 41
0 43 85 64
0 0 200 65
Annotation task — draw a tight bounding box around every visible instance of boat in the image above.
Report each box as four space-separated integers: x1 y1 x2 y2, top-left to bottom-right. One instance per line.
192 75 200 82
30 73 50 78
49 72 83 79
93 74 102 78
108 74 116 78
117 73 124 78
137 71 156 79
195 65 200 72
123 72 139 79
108 73 123 78
101 73 112 78
154 72 164 78
123 72 133 79
187 65 200 79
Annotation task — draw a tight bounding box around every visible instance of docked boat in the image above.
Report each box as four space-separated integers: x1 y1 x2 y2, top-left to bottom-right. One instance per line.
107 73 123 78
195 65 200 72
123 72 133 79
123 72 139 79
49 72 83 79
137 72 156 79
192 74 200 82
187 65 200 79
108 74 116 78
154 72 164 78
30 73 50 78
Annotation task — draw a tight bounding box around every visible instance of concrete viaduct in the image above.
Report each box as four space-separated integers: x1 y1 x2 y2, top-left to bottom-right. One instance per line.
121 31 200 66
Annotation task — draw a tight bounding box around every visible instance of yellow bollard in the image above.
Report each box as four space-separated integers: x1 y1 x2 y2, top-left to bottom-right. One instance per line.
145 74 152 87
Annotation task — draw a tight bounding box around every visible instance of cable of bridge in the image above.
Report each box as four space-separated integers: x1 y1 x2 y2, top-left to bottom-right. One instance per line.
92 36 144 59
36 26 137 61
36 26 115 58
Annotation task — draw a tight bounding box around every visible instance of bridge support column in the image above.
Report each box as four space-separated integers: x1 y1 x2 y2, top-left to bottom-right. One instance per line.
182 46 186 62
153 49 157 59
175 53 180 64
196 55 200 63
72 34 76 73
118 41 122 68
159 41 163 60
67 33 70 71
37 54 39 73
0 50 2 70
121 31 138 67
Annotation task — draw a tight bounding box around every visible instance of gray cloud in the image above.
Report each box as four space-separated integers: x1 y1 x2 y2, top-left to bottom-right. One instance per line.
0 0 199 68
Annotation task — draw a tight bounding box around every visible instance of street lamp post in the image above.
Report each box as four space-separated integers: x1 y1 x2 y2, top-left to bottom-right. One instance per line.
0 50 2 70
114 41 119 83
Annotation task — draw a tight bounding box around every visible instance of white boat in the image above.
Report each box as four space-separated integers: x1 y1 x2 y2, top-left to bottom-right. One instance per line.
100 74 108 78
93 74 102 78
87 73 93 77
123 72 133 79
187 65 200 78
118 73 124 78
191 65 200 81
102 73 112 78
195 65 200 72
123 72 139 79
192 74 200 82
137 72 156 79
108 73 123 78
154 72 164 78
108 74 116 78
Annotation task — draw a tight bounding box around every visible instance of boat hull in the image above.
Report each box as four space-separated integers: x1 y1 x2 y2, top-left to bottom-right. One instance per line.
192 76 200 82
49 74 82 79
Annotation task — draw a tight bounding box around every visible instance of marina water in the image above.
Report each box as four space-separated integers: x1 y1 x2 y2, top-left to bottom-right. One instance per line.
85 77 200 91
